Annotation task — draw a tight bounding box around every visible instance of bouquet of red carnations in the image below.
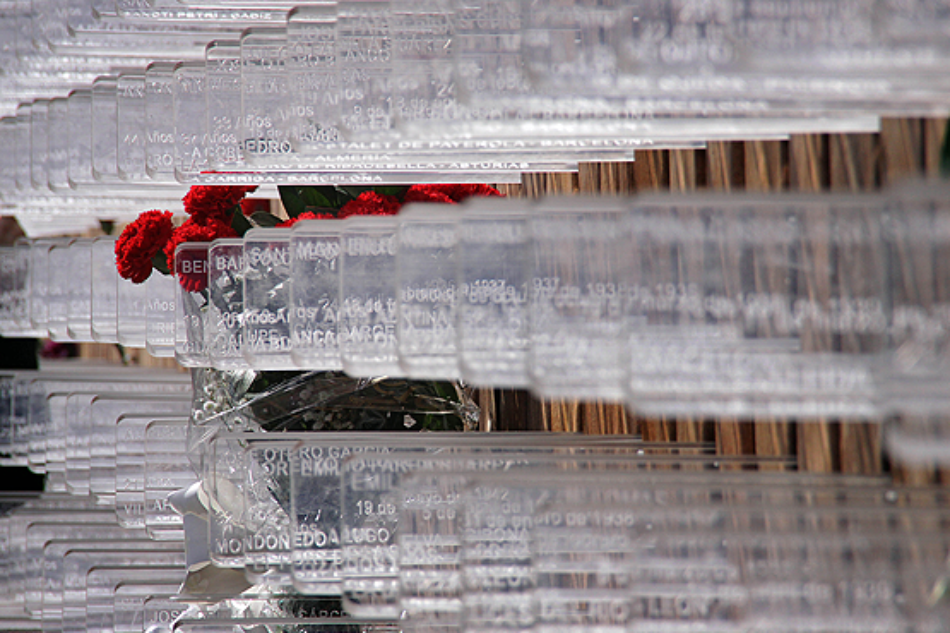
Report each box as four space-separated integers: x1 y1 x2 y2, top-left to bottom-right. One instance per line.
114 183 502 286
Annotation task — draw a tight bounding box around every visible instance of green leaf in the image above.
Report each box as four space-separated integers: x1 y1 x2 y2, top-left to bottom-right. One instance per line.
99 220 115 235
231 207 253 237
299 186 339 209
278 186 307 218
250 211 283 228
151 249 170 276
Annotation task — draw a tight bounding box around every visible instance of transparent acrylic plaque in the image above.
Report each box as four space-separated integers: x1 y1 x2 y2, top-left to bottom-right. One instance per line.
286 5 342 154
242 440 295 587
240 27 293 166
336 1 393 140
91 76 120 184
389 0 454 135
339 216 400 377
144 61 178 182
116 275 148 348
207 238 248 370
12 238 37 336
174 242 210 367
457 197 531 388
145 418 194 540
46 240 74 342
0 119 16 198
529 197 628 401
116 72 148 183
204 40 245 176
145 271 177 358
63 392 103 495
242 228 295 369
30 98 50 192
520 0 628 99
396 204 460 379
46 96 70 192
0 248 18 334
290 220 343 370
172 60 209 183
206 433 252 570
452 0 530 110
14 104 32 192
66 239 94 342
90 236 118 343
66 89 94 189
29 239 55 332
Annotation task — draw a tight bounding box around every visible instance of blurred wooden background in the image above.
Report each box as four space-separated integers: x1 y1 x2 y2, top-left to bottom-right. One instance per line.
83 117 949 485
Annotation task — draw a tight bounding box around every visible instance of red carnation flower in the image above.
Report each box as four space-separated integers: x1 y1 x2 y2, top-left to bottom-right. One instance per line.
403 185 455 205
183 185 258 226
278 211 339 228
403 183 503 205
164 218 237 292
339 191 402 218
115 210 174 283
444 183 503 202
241 197 270 217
